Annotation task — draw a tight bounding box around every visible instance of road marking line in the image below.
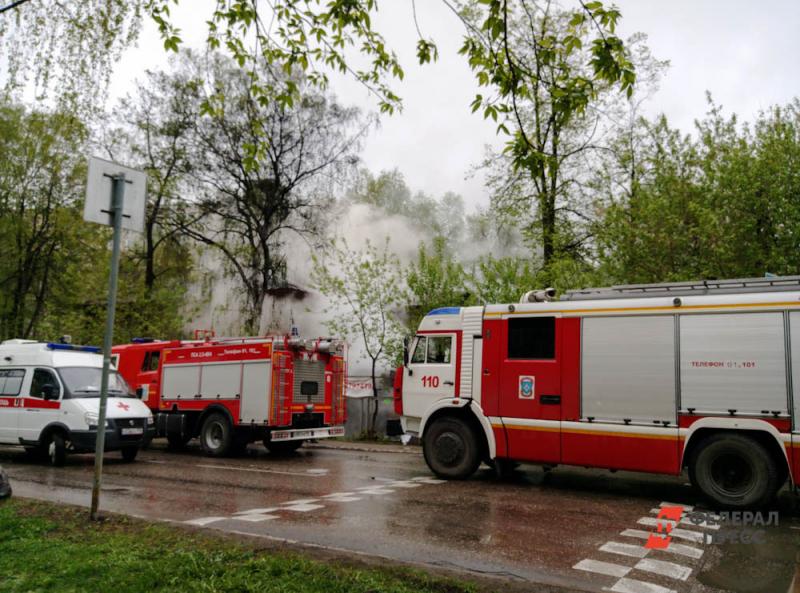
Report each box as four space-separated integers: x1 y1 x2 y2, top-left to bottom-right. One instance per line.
282 498 320 505
659 501 693 511
235 514 278 522
355 487 395 495
623 527 706 545
411 476 447 484
234 508 280 515
600 542 650 559
323 495 362 502
656 542 704 560
637 517 709 541
196 464 325 477
634 558 692 581
386 481 422 488
306 469 329 475
610 577 676 593
322 492 355 498
184 516 226 526
648 508 720 530
573 559 631 578
282 503 325 512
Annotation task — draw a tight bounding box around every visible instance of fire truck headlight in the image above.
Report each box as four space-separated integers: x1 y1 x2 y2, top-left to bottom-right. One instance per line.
146 415 155 426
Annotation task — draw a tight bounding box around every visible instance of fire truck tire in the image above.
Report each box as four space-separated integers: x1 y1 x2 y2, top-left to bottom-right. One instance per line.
691 434 780 509
46 432 67 467
120 446 138 462
200 413 234 457
423 417 481 480
264 439 303 455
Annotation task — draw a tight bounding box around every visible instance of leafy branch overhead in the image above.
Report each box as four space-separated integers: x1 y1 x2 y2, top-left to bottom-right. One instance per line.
459 0 634 157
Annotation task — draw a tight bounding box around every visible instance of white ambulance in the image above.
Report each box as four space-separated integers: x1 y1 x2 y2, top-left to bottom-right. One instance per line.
0 340 154 466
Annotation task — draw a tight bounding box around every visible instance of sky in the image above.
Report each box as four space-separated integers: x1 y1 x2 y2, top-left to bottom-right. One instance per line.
109 0 800 212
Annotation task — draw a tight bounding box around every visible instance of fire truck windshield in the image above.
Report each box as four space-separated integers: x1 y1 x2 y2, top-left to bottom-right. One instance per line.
57 367 134 399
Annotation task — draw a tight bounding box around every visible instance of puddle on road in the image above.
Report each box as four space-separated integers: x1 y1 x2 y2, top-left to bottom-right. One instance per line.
696 525 799 593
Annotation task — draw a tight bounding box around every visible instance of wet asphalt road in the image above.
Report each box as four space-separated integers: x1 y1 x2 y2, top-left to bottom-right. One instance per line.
1 440 798 593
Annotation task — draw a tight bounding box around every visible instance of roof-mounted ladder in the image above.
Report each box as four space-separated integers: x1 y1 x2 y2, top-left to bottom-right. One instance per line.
561 275 800 301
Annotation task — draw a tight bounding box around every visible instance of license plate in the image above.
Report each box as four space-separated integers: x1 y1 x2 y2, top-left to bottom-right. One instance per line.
121 427 143 436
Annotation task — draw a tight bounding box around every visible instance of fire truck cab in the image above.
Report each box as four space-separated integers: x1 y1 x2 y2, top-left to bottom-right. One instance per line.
113 335 346 456
0 340 154 466
397 277 800 509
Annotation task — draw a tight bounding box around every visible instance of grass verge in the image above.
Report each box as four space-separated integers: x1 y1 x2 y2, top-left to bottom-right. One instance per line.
0 498 476 593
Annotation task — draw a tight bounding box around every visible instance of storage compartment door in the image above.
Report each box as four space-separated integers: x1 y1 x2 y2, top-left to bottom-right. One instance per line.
161 364 201 399
241 361 271 424
681 312 787 416
582 315 676 424
199 362 242 399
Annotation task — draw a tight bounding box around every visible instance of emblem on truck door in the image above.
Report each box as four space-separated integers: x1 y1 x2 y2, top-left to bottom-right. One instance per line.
519 376 535 400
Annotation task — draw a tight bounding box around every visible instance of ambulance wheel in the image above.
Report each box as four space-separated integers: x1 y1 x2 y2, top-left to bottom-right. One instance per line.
264 439 303 455
46 433 67 467
691 434 780 509
120 446 138 463
423 417 480 480
200 413 233 457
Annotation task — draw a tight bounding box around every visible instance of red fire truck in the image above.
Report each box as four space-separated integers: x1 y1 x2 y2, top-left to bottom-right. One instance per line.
396 277 800 508
113 335 346 456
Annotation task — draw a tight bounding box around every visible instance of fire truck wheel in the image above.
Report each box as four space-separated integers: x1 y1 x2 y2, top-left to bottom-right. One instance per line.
423 417 480 480
200 413 234 457
120 446 138 463
46 432 67 467
264 439 303 455
691 434 780 509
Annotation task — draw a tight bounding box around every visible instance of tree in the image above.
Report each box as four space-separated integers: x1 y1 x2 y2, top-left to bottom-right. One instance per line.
1 1 634 138
595 98 800 283
0 104 91 339
176 52 367 334
0 1 143 114
406 237 471 331
460 0 636 273
102 67 199 292
312 238 405 437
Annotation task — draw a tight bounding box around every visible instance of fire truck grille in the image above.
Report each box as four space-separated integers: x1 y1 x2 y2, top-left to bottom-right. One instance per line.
293 359 326 404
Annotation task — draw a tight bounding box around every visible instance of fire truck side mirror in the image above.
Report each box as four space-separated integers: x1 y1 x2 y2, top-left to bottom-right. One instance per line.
402 337 409 367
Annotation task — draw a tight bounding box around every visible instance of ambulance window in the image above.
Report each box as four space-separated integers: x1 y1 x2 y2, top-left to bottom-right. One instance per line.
30 369 61 399
411 337 427 363
142 351 160 372
508 317 556 359
426 336 453 364
0 369 24 396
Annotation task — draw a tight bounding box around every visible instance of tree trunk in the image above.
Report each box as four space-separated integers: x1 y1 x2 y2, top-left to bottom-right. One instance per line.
369 357 379 439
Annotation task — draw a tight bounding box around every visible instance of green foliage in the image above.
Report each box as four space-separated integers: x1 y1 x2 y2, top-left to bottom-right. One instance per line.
0 100 191 345
460 0 635 271
0 104 90 340
595 98 800 283
0 498 477 593
312 238 405 369
406 237 471 331
0 1 144 114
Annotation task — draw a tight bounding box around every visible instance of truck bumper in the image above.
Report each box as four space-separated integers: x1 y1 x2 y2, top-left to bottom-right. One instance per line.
70 426 156 452
270 425 345 442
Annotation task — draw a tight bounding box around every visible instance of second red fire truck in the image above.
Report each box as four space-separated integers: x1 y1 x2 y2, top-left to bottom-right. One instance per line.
396 276 800 508
113 334 346 456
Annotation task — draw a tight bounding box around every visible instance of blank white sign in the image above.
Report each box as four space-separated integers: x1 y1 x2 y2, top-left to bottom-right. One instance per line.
84 156 146 232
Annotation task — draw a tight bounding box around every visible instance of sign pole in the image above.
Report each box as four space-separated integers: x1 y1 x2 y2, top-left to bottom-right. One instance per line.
90 173 126 521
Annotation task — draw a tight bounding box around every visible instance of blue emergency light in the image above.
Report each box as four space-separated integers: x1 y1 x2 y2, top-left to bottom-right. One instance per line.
46 343 102 353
